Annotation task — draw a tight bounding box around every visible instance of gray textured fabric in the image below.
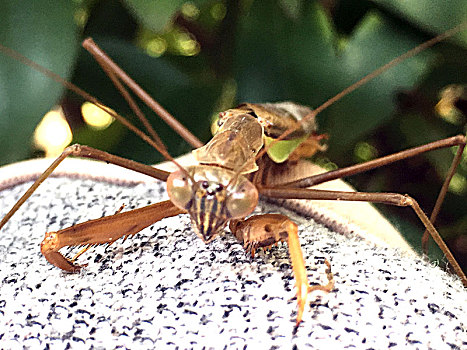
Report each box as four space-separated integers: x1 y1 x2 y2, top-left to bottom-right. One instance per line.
0 176 465 349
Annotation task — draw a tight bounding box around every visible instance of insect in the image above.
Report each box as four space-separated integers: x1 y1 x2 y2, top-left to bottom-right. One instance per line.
0 18 466 327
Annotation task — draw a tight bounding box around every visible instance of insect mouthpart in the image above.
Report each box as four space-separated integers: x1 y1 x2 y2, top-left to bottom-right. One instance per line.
190 180 229 243
167 166 259 243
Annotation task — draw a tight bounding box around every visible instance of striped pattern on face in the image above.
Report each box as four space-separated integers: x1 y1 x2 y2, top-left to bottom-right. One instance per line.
189 181 229 243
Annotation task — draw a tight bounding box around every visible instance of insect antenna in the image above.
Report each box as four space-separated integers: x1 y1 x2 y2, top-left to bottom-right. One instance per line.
87 44 167 151
255 21 467 163
82 38 204 149
0 41 194 180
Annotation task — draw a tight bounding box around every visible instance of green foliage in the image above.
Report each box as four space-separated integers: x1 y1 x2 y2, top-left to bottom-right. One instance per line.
0 1 78 164
123 0 210 32
373 0 467 44
264 136 307 163
0 0 465 266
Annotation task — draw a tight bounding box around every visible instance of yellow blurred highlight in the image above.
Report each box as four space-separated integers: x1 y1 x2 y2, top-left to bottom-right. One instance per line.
449 173 467 195
34 107 72 157
181 2 200 19
354 142 377 162
74 7 88 28
436 85 465 125
146 37 167 57
210 2 226 21
81 102 115 130
176 32 200 56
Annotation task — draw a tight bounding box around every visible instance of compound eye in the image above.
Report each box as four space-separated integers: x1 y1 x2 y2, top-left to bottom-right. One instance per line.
167 170 193 209
225 180 258 219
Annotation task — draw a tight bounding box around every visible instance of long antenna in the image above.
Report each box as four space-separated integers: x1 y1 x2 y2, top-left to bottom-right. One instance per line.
82 38 204 149
254 22 467 162
0 42 192 178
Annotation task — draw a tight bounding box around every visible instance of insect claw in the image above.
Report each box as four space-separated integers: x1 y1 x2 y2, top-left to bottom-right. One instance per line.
307 259 335 294
71 244 91 262
114 204 125 215
295 280 309 325
40 232 88 272
121 233 133 243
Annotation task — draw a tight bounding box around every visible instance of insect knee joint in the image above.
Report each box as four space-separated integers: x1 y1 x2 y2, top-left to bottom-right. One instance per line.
41 231 60 253
65 143 82 155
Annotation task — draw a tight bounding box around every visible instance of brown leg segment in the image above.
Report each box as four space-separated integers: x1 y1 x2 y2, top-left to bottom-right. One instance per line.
0 144 170 232
259 186 467 287
41 200 184 272
230 214 334 325
82 38 203 149
274 135 466 255
277 135 466 189
68 203 128 263
422 140 465 252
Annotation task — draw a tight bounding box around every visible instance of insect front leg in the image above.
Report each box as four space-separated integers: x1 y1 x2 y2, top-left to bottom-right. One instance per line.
230 214 334 325
0 143 181 272
41 200 184 272
0 144 170 232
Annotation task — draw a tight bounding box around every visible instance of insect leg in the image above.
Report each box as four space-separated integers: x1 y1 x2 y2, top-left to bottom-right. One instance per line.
277 135 465 190
68 204 127 262
82 42 164 150
275 135 466 254
421 140 465 252
230 214 334 325
260 187 467 287
0 144 169 232
41 200 184 272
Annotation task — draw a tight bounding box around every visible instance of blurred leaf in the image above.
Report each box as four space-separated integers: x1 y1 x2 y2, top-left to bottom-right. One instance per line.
0 1 78 165
70 36 222 164
278 0 303 19
123 0 185 32
400 114 454 175
122 0 213 33
84 0 138 40
235 1 433 159
373 0 467 45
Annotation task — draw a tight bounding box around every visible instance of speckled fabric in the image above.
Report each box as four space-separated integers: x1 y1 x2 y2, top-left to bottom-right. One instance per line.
0 176 465 349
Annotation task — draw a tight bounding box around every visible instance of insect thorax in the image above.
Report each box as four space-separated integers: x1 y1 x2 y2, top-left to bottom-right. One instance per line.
193 102 324 172
192 112 264 173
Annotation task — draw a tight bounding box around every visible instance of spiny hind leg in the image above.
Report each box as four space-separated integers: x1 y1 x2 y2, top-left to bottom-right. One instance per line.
230 213 334 325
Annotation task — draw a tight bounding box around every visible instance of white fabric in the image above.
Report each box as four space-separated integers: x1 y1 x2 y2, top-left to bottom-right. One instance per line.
0 162 465 349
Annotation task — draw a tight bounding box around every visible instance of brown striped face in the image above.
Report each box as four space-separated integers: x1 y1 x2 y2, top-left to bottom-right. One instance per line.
189 180 230 242
167 166 258 243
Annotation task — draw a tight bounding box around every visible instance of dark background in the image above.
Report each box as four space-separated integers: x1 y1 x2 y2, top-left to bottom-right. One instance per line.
0 0 466 273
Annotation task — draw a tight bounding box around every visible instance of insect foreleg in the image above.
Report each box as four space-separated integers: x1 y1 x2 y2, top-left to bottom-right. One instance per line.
230 214 334 325
41 200 184 272
68 204 128 267
260 187 467 287
0 144 170 232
